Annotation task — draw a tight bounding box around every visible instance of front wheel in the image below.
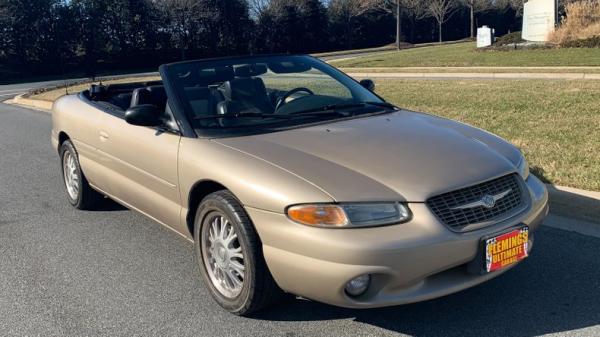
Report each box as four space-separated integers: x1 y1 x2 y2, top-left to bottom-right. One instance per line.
194 190 282 315
59 140 102 209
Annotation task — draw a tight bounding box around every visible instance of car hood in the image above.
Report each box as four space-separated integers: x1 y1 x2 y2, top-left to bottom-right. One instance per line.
213 110 522 202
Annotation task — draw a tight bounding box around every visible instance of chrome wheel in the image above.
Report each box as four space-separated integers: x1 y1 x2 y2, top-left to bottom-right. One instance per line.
62 151 79 200
202 214 245 299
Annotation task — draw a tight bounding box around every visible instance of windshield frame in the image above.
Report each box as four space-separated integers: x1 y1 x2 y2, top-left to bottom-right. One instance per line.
159 54 391 138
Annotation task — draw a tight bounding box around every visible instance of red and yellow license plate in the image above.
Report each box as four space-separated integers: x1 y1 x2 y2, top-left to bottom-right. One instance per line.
485 227 529 272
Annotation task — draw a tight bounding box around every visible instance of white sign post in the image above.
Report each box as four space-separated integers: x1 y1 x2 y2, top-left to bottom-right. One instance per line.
477 26 494 48
522 0 556 42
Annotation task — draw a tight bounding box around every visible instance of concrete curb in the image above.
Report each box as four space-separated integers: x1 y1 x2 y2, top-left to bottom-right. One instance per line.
546 184 600 225
347 72 600 80
11 94 53 111
543 214 600 238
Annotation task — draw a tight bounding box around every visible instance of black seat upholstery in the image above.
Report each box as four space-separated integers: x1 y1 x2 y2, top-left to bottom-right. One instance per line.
184 87 217 117
109 93 132 110
130 85 168 111
219 78 273 114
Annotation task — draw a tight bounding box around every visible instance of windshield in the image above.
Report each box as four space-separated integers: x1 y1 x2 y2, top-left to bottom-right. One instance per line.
160 55 392 137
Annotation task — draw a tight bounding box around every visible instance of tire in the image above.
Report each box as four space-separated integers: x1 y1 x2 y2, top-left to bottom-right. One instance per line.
193 190 283 315
59 140 102 210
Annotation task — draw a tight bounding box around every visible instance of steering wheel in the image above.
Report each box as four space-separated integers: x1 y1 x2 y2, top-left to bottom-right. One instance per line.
275 87 314 112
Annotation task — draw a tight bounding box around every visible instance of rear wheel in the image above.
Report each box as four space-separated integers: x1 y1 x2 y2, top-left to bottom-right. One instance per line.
60 140 102 209
194 190 282 315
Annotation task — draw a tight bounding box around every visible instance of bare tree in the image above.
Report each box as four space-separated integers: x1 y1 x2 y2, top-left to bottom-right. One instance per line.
328 0 378 49
365 0 403 49
367 0 431 45
158 0 199 59
460 0 493 38
402 0 431 43
428 0 458 43
248 0 270 18
159 0 229 59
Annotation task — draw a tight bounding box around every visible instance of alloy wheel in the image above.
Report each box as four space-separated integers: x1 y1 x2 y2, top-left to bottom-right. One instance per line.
62 151 79 200
201 213 246 299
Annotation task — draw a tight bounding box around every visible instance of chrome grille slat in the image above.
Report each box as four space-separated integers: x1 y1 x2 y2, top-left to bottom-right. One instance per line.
427 174 525 230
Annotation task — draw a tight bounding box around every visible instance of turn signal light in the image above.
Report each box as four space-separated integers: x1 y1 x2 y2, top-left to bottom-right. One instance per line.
287 205 349 227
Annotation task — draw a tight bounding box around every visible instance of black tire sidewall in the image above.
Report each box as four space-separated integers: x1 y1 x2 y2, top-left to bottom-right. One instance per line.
193 192 257 314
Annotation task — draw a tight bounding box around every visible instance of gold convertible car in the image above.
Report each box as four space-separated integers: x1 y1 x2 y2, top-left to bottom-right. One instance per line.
51 55 548 315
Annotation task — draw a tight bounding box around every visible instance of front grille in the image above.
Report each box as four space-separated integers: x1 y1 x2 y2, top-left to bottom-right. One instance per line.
427 174 526 230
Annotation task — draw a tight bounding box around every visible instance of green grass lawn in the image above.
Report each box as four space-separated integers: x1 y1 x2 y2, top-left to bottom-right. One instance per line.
332 42 600 67
375 79 600 191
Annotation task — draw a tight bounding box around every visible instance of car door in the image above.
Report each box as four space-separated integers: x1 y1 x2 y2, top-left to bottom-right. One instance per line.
96 106 182 232
59 99 111 192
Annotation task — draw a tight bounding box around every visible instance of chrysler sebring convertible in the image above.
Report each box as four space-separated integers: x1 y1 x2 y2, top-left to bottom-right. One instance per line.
51 55 548 315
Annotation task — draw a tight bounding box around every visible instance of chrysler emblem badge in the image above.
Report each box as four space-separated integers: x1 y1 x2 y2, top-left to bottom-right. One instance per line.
481 195 496 209
450 189 513 210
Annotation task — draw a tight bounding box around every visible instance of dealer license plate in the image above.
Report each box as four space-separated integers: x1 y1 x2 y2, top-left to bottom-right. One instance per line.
485 227 529 273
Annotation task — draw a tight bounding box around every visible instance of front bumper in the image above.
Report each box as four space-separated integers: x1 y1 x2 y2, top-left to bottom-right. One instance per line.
247 175 549 308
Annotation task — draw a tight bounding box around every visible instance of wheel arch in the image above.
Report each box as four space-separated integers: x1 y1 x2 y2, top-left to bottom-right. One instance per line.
58 131 70 152
186 180 231 235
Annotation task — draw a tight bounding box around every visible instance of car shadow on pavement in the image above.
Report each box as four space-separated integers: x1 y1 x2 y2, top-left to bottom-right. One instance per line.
254 227 600 337
90 197 128 212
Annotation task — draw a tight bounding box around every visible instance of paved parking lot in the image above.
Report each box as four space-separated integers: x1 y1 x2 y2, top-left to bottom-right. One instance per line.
1 103 599 337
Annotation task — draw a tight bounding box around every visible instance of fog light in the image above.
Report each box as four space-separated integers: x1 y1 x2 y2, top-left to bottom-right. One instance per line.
345 274 371 297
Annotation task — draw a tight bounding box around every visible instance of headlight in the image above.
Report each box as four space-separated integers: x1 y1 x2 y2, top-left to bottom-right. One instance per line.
517 155 530 180
287 202 410 228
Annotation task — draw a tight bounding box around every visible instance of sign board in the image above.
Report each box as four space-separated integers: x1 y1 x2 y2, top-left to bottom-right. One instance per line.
522 0 555 41
477 26 494 48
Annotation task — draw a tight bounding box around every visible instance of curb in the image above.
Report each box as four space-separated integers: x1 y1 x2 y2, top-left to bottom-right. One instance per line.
11 94 53 111
346 72 600 80
546 184 600 225
544 214 600 238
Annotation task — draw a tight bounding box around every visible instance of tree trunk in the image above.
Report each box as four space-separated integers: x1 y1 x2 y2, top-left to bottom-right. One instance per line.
346 17 353 49
470 5 474 38
438 22 442 43
396 0 401 50
410 15 416 44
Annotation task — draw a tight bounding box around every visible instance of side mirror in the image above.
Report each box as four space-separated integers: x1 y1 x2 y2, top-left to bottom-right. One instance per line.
125 104 162 127
359 79 375 92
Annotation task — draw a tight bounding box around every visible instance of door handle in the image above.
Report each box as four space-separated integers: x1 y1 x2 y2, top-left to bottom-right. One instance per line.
99 131 109 141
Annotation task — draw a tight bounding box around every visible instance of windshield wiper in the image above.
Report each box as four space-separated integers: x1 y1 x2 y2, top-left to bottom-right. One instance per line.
289 103 367 116
194 112 292 120
289 102 396 116
361 101 396 109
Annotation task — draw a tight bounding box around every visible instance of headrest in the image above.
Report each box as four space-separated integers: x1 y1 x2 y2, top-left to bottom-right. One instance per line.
198 66 235 85
234 64 268 78
130 87 150 107
130 85 167 110
184 87 212 100
268 61 311 74
221 78 268 102
147 85 166 101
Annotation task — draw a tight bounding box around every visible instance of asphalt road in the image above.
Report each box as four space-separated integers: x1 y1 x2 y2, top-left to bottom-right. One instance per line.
0 102 599 337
